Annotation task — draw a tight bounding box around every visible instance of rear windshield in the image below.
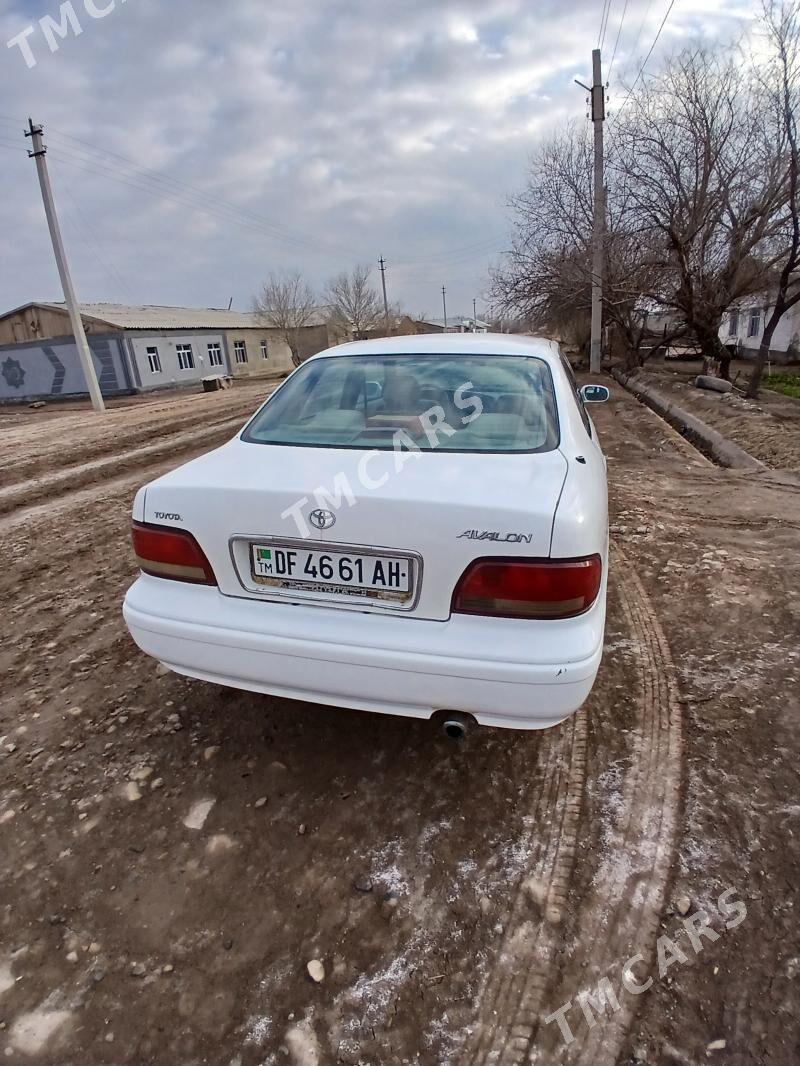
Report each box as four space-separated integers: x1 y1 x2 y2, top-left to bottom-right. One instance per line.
241 354 560 454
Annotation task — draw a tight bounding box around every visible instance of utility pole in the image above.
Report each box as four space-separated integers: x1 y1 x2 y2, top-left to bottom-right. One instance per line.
473 297 477 330
25 119 105 412
576 50 605 374
378 257 390 333
442 286 448 331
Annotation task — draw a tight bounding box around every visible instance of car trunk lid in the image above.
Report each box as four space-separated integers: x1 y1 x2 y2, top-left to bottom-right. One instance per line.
141 437 569 621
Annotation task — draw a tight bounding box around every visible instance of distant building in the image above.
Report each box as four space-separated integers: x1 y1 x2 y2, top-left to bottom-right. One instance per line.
425 316 490 334
334 315 445 341
0 302 331 403
396 316 446 335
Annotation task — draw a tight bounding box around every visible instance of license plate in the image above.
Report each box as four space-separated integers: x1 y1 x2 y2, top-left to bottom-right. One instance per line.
250 543 413 601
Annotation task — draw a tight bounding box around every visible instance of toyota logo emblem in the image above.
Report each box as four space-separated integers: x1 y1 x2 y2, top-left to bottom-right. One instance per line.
309 508 336 531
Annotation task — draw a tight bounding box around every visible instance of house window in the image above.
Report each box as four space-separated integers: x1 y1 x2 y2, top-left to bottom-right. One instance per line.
176 343 195 370
146 346 161 373
728 310 739 337
207 342 223 367
234 341 248 364
260 340 269 360
748 309 761 338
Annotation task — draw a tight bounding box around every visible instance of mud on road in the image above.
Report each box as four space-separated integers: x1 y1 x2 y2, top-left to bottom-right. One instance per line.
0 383 798 1065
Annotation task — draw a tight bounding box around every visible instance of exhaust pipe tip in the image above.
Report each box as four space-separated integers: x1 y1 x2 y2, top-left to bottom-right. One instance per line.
441 712 472 740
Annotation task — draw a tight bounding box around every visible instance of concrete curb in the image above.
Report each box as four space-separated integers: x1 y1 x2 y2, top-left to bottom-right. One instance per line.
610 367 766 472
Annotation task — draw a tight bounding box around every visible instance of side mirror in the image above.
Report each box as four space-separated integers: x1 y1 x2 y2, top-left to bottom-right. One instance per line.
579 384 610 403
365 380 382 401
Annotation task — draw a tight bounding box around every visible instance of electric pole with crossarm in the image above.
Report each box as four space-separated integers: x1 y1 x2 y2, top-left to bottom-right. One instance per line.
25 119 105 412
378 256 390 332
575 50 606 373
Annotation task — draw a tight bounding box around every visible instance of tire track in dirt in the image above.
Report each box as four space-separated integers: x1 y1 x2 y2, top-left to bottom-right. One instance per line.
0 382 273 484
0 430 232 537
0 413 249 517
5 408 223 484
463 545 683 1065
463 709 588 1064
562 549 683 1065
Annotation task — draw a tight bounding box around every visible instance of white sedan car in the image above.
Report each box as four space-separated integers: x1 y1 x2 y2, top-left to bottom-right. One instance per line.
123 334 609 733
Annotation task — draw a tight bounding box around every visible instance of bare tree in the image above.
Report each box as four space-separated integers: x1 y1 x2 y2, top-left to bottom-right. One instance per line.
254 270 317 366
325 264 383 339
490 124 591 345
746 0 800 397
494 46 796 377
614 47 789 378
490 122 666 364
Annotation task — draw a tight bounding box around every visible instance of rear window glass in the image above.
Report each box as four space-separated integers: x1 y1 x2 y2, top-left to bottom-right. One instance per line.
241 354 560 454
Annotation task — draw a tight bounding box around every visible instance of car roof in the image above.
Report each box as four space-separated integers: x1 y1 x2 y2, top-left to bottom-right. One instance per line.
312 332 561 363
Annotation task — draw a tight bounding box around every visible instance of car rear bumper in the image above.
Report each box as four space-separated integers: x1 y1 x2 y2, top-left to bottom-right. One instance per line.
122 575 605 731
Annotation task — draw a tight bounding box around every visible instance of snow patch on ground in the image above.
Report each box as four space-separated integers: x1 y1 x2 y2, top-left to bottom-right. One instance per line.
417 818 452 852
341 932 424 1021
677 638 798 699
285 1014 320 1066
0 959 14 996
10 1008 72 1055
244 1012 272 1045
368 840 410 894
603 635 644 660
239 960 294 1048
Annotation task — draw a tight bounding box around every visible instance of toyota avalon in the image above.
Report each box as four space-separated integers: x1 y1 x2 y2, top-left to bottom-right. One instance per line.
122 334 609 731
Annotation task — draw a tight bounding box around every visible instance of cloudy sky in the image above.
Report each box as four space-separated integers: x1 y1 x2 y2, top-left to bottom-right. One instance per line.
1 0 754 321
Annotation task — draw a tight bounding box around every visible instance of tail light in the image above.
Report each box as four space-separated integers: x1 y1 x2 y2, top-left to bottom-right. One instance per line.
452 555 602 619
131 521 217 585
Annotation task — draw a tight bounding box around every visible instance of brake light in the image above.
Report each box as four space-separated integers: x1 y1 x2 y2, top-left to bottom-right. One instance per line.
131 521 217 585
452 555 602 619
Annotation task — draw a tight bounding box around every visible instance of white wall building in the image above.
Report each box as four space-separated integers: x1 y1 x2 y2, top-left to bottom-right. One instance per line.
720 297 800 361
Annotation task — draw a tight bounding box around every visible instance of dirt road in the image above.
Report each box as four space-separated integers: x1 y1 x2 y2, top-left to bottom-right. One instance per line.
0 383 798 1064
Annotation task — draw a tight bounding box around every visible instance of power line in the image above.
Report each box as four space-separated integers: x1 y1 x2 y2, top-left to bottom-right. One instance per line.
37 128 507 270
45 149 348 255
44 127 512 268
392 235 506 266
598 0 613 48
0 132 27 152
43 140 364 257
391 246 505 279
62 180 133 301
43 145 506 278
607 0 631 81
5 116 510 277
45 133 364 260
611 0 677 122
629 0 656 59
44 127 360 260
4 115 509 271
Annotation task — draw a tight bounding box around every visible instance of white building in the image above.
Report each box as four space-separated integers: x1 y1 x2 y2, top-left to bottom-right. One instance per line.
720 296 800 362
